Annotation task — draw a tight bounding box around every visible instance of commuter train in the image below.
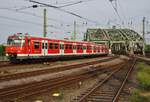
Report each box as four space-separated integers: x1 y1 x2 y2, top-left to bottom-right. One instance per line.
6 33 109 62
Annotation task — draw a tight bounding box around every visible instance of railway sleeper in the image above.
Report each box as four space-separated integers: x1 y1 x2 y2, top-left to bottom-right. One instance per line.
86 97 113 102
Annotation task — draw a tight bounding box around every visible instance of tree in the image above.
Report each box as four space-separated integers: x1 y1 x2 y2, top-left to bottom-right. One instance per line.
0 45 5 56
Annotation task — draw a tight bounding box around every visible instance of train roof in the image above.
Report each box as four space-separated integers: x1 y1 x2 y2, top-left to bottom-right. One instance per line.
8 33 102 45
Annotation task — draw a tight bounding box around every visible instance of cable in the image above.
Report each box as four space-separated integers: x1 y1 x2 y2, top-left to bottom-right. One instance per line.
0 6 18 10
0 15 59 29
109 0 124 26
26 0 100 25
58 1 83 8
15 5 38 11
57 0 96 8
117 0 127 26
0 8 64 24
0 6 84 28
110 0 121 20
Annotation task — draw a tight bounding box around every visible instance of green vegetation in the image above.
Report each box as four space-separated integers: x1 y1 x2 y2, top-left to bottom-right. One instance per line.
130 62 150 102
145 44 150 52
0 45 5 56
137 62 150 90
130 89 150 102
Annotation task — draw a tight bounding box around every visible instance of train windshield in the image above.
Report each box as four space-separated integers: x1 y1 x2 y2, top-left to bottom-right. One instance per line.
7 39 25 46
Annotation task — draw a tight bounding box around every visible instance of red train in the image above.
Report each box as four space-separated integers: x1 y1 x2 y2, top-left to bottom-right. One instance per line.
6 33 109 62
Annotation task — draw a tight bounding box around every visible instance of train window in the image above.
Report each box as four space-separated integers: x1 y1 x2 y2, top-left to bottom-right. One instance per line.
34 42 40 49
77 45 83 50
80 45 83 50
89 46 91 50
77 45 80 50
54 43 58 49
49 43 53 49
69 45 72 49
45 43 48 49
65 44 68 49
96 47 98 50
42 43 44 49
83 46 86 49
87 46 89 50
80 45 82 50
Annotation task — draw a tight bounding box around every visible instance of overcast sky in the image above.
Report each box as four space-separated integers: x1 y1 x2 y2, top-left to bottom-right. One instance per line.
0 0 150 44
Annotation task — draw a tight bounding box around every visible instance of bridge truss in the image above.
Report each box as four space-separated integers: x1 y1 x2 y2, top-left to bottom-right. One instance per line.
84 28 144 55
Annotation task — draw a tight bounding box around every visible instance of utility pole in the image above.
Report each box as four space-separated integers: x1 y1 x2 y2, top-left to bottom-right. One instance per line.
142 17 146 56
74 21 76 41
143 17 146 41
43 8 47 37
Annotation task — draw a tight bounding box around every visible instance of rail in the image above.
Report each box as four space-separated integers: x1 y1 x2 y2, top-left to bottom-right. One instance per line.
0 62 124 101
0 57 117 82
73 58 136 102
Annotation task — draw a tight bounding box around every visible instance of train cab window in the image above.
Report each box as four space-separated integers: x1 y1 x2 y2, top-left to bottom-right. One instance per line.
54 43 58 49
34 42 40 49
7 39 25 46
49 43 53 49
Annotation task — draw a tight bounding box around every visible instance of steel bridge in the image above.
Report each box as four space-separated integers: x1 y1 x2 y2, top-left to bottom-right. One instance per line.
84 28 144 55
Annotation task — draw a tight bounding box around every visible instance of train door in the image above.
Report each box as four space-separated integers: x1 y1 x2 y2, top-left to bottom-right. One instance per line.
92 45 94 54
83 44 86 54
42 40 48 56
60 42 64 55
73 43 76 54
27 39 31 56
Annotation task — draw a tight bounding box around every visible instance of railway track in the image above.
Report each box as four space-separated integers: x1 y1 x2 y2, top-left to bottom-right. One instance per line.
0 61 11 68
0 57 117 82
72 58 136 102
0 56 113 68
0 59 125 101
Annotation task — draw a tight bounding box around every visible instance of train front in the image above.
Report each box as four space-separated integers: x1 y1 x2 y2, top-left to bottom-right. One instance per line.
6 34 28 62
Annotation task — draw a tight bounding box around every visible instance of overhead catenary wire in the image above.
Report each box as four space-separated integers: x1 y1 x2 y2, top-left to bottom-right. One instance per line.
109 0 124 26
14 0 95 10
26 0 100 25
117 0 127 21
0 6 88 28
0 15 59 29
0 8 65 24
48 0 96 6
15 5 38 11
1 0 101 27
56 0 97 8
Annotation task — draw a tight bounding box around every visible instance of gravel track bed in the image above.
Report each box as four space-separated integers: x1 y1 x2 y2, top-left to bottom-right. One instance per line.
13 56 129 102
0 57 125 89
0 56 112 76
